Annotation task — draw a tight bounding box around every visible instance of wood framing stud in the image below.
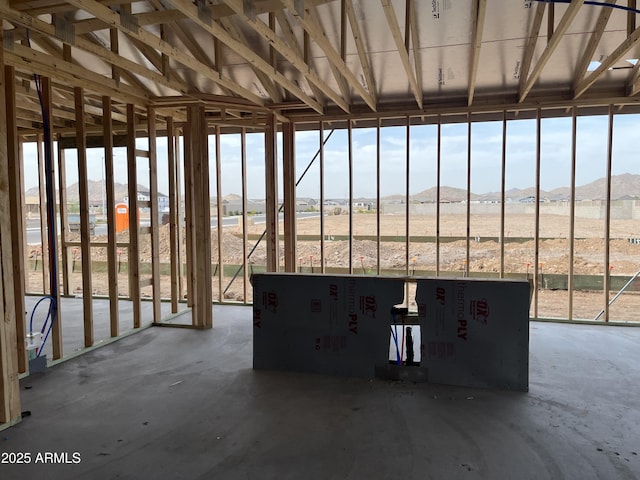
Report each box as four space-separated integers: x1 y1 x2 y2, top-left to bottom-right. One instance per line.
126 104 141 328
0 34 21 426
265 113 279 272
103 96 119 337
5 65 27 374
283 121 297 272
148 107 162 323
75 87 94 348
187 104 212 328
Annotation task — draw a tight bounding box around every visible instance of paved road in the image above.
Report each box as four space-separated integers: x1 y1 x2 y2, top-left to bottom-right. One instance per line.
25 212 321 245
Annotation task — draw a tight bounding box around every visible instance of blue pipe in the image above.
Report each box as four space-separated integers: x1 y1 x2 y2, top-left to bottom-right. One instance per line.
390 313 401 366
533 0 640 14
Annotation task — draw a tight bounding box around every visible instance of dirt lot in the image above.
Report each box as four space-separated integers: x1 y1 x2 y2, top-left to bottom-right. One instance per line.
25 212 640 322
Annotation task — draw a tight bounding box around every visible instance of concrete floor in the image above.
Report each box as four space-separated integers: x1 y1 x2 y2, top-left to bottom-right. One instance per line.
24 295 183 359
2 305 639 479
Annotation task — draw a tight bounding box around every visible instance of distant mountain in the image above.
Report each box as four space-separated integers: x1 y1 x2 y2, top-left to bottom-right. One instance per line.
549 173 640 200
25 181 158 205
24 174 640 205
222 193 242 203
410 186 480 203
410 174 640 202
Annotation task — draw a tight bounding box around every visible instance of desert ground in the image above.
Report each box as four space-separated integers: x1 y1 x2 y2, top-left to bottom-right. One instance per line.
26 211 640 322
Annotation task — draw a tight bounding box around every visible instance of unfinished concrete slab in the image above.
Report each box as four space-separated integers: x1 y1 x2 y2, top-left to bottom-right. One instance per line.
23 296 180 362
1 305 639 479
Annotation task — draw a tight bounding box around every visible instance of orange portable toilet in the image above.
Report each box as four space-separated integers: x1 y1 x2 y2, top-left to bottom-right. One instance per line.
115 203 129 233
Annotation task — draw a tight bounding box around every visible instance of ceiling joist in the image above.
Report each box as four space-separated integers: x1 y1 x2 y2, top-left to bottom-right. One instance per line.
468 0 487 106
345 0 376 104
380 0 422 109
280 0 376 111
576 23 640 98
163 0 325 113
65 0 265 106
3 1 640 133
520 0 584 103
572 0 616 89
273 10 325 106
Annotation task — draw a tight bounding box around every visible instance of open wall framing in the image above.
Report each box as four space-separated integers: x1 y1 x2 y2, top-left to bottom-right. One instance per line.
4 0 640 430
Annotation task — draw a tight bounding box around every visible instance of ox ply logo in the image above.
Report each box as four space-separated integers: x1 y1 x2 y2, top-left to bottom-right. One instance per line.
359 295 377 319
262 291 278 313
470 298 490 325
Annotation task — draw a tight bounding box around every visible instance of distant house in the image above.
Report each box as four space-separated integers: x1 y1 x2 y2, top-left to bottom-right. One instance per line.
353 201 374 210
296 197 318 212
123 190 169 212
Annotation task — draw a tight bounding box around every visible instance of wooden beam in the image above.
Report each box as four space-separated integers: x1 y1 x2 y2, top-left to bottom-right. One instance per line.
17 136 28 316
175 127 184 303
264 113 278 272
0 32 21 426
533 109 541 318
76 29 189 94
187 104 212 327
468 0 487 106
183 114 195 308
519 3 546 101
499 111 506 278
64 0 265 106
36 135 49 293
241 128 249 303
465 116 471 274
57 143 70 296
214 126 224 300
345 0 377 104
75 87 94 348
167 117 179 313
408 0 421 108
348 119 353 274
603 104 614 321
626 58 640 95
308 3 351 104
282 121 296 272
219 16 283 102
4 65 27 375
404 116 409 278
436 115 442 277
520 0 584 103
376 117 381 274
380 0 422 109
14 0 332 16
282 0 377 111
319 121 325 273
162 21 231 97
572 1 616 90
568 108 577 320
74 10 186 34
4 44 149 104
41 77 62 360
148 106 161 323
275 10 325 106
126 104 141 328
103 96 119 337
576 24 640 98
164 0 325 113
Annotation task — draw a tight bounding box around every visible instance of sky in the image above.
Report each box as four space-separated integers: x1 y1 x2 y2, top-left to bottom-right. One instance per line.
20 112 640 200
